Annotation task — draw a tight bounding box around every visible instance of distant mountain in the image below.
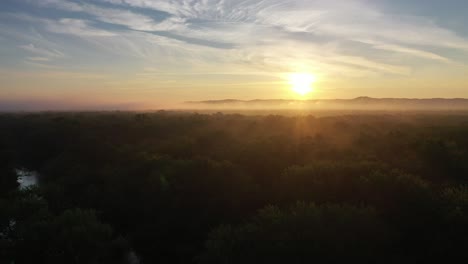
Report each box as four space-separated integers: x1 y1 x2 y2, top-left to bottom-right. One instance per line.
185 97 468 110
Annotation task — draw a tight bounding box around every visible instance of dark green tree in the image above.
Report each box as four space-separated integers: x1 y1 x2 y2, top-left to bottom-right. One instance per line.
201 202 393 264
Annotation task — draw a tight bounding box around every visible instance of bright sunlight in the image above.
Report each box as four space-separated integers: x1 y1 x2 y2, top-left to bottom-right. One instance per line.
289 73 316 96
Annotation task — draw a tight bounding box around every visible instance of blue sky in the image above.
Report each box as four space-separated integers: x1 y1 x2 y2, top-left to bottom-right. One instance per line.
1 0 468 109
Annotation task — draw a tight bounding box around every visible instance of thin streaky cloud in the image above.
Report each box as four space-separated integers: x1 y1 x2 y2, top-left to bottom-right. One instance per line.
19 43 64 58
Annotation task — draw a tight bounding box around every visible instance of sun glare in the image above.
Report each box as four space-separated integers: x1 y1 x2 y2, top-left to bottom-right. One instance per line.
289 73 316 96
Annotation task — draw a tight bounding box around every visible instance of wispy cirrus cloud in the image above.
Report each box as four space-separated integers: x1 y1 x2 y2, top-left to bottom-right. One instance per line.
36 0 187 31
18 42 64 66
46 18 116 36
94 0 468 49
20 43 64 58
9 0 468 72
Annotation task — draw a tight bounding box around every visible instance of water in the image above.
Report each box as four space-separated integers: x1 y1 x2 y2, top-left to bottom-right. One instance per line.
12 169 141 264
16 169 39 190
1 169 38 239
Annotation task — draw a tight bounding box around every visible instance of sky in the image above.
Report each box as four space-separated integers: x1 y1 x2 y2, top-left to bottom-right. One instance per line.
1 0 468 109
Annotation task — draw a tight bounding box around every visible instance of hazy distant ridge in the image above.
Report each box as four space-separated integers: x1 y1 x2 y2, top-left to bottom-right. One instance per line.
186 97 468 110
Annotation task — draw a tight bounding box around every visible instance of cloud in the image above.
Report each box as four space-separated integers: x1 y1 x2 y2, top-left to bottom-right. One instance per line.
20 43 64 57
46 18 116 36
27 57 50 61
6 0 468 79
19 43 65 65
93 0 468 56
36 0 83 12
366 42 451 63
36 0 187 32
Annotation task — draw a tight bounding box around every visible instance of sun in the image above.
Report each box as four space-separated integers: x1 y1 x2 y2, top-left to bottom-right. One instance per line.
289 73 316 96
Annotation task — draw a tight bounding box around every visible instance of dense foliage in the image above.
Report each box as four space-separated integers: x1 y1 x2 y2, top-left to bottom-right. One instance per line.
0 111 467 263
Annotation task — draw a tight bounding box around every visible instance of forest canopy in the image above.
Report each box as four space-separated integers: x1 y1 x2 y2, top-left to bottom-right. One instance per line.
0 111 467 263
